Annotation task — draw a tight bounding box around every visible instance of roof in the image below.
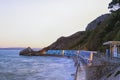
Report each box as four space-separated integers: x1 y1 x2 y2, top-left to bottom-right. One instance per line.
103 41 120 45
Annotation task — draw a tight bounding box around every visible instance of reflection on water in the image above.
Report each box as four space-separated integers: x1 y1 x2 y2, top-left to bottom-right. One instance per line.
0 50 75 80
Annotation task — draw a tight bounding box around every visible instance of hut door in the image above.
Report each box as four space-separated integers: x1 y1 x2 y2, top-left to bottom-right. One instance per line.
113 45 118 57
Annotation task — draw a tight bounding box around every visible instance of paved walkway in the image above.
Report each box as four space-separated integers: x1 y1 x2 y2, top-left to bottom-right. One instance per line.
76 61 86 80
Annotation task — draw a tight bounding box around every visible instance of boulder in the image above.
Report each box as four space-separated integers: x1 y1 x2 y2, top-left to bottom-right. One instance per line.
19 47 36 56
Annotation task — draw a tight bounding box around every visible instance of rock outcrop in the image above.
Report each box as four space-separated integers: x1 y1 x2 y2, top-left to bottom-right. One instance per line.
19 47 63 56
86 14 110 31
20 47 38 56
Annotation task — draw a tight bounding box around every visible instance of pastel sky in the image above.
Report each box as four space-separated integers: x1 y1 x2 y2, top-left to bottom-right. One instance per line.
0 0 111 48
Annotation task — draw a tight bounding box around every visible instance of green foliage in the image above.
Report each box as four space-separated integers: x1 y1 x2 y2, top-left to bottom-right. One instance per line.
110 0 120 4
69 1 120 51
48 1 120 51
108 0 120 11
109 0 120 7
71 10 120 51
114 30 120 40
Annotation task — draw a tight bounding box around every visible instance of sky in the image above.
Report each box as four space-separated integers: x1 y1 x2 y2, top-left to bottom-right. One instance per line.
0 0 111 48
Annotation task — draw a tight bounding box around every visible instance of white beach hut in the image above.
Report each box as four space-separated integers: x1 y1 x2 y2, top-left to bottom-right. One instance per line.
103 41 120 58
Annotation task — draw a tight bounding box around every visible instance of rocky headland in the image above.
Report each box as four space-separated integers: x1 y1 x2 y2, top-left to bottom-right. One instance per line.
19 47 64 57
20 11 120 54
19 47 39 56
39 12 120 52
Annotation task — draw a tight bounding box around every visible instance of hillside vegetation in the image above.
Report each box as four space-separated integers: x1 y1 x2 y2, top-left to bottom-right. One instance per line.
72 10 120 51
41 0 120 52
44 9 120 52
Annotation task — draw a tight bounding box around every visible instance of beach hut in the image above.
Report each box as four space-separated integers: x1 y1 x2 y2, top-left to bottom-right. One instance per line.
103 41 120 58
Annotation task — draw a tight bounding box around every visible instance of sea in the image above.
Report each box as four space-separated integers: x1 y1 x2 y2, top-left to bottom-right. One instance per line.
0 49 76 80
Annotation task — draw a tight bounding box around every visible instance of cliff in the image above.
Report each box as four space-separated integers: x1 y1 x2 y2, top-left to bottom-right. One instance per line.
42 10 120 51
48 31 85 50
86 14 110 31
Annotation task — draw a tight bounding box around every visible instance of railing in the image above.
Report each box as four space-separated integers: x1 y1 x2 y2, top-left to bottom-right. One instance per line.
78 54 91 64
46 50 96 64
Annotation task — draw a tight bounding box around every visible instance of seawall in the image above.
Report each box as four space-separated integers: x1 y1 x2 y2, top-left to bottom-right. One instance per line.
73 53 120 80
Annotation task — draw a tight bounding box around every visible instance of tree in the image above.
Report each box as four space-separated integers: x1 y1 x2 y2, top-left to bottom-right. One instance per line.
108 0 120 12
108 0 120 21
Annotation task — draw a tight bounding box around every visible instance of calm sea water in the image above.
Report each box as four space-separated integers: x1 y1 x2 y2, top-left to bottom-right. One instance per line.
0 50 75 80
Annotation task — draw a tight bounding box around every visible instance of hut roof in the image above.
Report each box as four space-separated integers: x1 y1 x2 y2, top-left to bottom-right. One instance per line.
103 41 120 45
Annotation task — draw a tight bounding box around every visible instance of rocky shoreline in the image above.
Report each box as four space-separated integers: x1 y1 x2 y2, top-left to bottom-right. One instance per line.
19 48 120 80
19 47 68 57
